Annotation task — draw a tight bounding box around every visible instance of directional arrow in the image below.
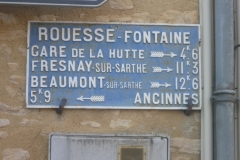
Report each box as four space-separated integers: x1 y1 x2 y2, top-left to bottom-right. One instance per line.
152 67 173 73
150 51 177 58
77 96 105 102
150 82 171 88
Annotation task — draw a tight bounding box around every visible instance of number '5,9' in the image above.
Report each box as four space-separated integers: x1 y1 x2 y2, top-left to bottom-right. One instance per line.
30 90 51 103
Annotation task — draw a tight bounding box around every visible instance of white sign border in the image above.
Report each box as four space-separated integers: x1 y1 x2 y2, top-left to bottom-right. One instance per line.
26 21 202 110
0 0 107 7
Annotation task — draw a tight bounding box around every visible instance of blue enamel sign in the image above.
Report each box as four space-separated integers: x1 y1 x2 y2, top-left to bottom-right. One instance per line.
27 22 201 109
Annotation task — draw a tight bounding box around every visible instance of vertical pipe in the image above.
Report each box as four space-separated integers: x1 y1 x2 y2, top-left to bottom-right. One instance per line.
236 0 240 159
200 0 213 159
234 1 238 160
214 0 235 160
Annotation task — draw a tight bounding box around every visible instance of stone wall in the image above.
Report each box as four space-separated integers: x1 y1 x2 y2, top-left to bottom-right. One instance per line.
0 0 200 159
